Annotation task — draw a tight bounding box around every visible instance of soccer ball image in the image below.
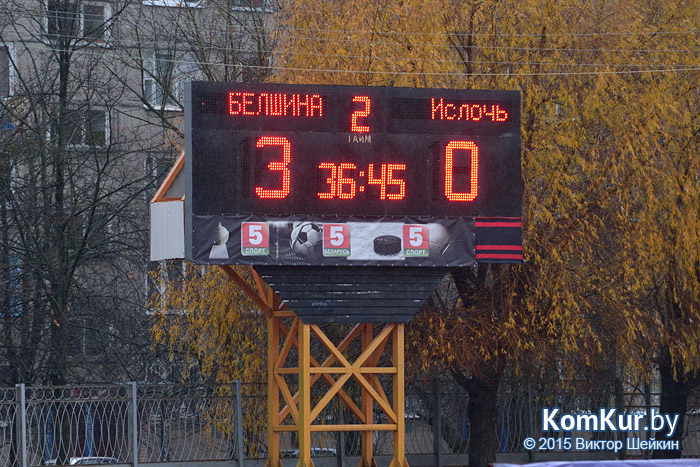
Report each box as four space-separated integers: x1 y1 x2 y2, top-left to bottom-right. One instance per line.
290 222 323 258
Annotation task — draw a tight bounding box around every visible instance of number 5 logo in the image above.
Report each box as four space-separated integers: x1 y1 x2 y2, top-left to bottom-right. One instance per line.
403 225 429 257
241 222 269 256
323 224 351 256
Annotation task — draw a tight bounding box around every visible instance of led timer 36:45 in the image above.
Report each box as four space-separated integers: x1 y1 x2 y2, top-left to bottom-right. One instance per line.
317 162 406 200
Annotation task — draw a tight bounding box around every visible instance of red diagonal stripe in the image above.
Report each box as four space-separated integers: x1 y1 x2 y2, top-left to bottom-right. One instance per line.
476 253 523 260
476 245 523 251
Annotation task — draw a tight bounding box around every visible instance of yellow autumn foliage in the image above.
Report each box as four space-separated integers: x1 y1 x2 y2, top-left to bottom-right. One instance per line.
151 264 266 383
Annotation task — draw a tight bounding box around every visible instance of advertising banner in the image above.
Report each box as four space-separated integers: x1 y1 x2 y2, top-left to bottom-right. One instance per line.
193 215 478 267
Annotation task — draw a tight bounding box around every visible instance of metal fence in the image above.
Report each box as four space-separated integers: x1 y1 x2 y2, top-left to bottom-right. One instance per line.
1 381 699 467
0 383 244 467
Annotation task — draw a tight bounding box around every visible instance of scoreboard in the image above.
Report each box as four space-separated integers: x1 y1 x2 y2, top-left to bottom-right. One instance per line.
185 82 522 267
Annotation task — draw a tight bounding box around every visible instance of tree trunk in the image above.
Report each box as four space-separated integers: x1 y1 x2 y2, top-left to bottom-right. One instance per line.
653 349 698 458
448 264 507 467
466 378 500 467
452 371 501 467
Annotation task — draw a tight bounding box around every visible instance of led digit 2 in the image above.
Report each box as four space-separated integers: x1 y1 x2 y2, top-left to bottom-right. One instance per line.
351 96 371 132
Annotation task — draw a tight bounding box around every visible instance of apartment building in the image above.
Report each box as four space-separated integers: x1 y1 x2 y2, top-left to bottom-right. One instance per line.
0 0 273 385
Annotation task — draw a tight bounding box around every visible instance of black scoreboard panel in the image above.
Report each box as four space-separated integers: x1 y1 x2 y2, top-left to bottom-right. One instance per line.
189 83 520 218
185 82 522 267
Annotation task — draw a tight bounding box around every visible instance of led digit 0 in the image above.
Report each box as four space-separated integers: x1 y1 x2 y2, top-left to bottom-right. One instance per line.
445 141 478 202
255 136 292 199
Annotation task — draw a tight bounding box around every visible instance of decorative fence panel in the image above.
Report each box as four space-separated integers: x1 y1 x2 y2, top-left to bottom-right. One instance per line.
0 383 244 467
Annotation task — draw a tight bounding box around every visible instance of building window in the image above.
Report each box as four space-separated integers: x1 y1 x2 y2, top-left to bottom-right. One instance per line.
65 109 108 146
83 3 109 40
232 0 266 9
46 1 110 42
47 0 76 37
141 0 204 7
144 51 180 110
0 44 14 97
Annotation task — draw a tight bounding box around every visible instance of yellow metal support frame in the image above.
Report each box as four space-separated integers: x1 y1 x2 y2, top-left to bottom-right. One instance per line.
221 266 408 467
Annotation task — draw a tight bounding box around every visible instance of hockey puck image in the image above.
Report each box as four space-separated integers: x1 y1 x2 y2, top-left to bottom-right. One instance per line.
373 235 401 256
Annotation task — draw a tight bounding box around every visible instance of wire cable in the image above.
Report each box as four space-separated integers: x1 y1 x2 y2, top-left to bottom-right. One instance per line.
7 40 700 79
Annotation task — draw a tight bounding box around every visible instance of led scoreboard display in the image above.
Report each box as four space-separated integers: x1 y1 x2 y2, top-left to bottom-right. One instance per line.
185 82 522 267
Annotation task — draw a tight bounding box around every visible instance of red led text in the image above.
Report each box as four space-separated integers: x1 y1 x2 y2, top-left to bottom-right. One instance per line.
431 98 508 122
229 92 323 117
317 163 406 200
255 136 291 199
318 163 358 199
351 96 371 132
368 163 406 200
